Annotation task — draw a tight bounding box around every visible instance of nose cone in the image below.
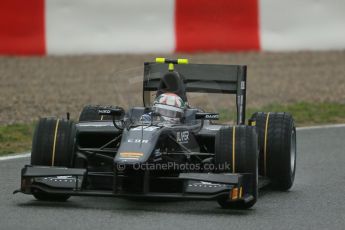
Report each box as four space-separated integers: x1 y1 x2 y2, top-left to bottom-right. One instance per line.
114 127 161 164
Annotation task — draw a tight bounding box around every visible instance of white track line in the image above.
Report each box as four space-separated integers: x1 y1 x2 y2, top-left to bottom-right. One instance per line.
0 152 30 161
0 124 344 162
296 123 345 131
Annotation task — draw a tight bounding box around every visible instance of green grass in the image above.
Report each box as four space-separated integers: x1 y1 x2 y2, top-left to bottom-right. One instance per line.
219 102 345 126
1 102 345 156
0 123 35 156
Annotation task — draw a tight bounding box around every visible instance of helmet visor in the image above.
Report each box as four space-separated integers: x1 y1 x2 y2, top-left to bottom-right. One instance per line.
153 104 183 118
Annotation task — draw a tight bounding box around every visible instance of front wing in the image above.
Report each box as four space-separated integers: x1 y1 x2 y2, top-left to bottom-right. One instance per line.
15 165 256 204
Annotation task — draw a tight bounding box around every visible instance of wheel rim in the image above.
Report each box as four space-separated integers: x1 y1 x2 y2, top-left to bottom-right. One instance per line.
290 128 297 174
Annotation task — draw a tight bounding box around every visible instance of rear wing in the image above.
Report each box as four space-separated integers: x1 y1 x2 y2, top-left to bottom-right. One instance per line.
143 62 247 124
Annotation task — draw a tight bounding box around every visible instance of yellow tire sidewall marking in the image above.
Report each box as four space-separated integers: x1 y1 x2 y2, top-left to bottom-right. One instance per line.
51 119 60 166
232 127 236 173
264 113 270 176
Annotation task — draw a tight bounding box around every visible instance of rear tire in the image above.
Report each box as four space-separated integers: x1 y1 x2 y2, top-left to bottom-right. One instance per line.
250 112 296 190
79 105 112 122
215 125 258 209
31 117 76 201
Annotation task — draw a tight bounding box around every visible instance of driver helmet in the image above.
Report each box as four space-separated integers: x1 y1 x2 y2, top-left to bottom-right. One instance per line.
153 93 186 123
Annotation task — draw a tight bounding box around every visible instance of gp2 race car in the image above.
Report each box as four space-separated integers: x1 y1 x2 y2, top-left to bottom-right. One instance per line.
14 58 297 209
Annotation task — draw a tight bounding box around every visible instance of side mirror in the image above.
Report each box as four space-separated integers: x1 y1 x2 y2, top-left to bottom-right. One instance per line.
195 112 219 120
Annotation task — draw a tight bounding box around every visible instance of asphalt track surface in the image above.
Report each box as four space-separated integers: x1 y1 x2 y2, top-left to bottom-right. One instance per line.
1 126 345 230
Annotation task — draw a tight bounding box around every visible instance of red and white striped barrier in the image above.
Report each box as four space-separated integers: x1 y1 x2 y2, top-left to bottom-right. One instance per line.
1 0 345 55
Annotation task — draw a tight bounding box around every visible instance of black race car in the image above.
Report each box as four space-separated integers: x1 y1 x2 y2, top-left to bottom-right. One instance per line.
15 58 297 209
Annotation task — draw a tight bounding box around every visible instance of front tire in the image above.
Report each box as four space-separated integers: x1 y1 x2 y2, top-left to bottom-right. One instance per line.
31 117 76 201
215 125 258 209
250 112 296 190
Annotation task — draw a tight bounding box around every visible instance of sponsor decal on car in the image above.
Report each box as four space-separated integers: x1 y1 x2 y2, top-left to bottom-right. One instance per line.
176 131 189 144
188 181 226 188
119 152 144 159
127 139 149 144
205 114 219 120
98 109 111 114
